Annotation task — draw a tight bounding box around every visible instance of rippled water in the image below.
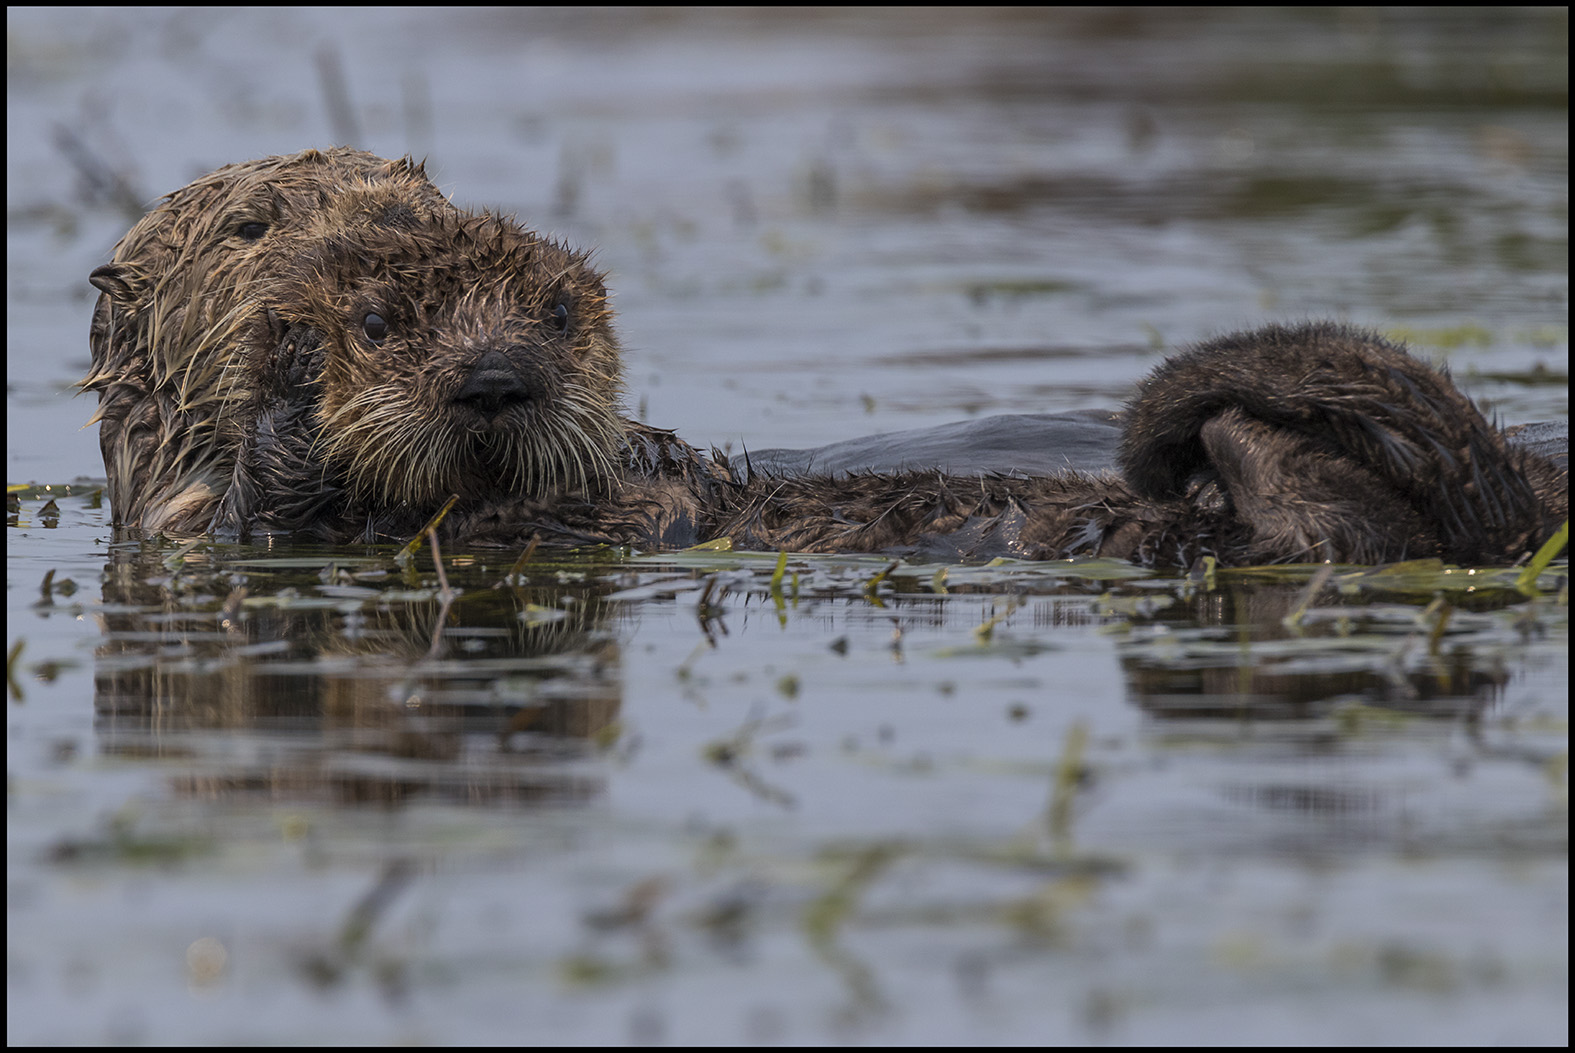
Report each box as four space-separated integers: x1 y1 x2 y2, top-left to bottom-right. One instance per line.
7 8 1567 1044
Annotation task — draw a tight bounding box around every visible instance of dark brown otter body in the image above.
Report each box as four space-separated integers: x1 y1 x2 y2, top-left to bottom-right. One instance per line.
83 149 1567 566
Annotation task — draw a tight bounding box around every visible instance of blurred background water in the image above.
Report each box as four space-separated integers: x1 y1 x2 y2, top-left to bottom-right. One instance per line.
7 8 1567 1044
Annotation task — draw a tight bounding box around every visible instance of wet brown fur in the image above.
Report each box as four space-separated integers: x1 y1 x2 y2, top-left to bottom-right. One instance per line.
83 149 1567 566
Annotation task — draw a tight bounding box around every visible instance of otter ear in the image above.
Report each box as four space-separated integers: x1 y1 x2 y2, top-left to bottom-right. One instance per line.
89 263 146 306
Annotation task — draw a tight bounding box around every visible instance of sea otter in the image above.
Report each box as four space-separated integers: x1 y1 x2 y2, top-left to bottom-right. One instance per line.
81 148 1567 566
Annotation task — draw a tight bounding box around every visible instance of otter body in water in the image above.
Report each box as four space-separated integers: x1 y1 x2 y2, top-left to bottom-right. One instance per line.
82 148 1567 566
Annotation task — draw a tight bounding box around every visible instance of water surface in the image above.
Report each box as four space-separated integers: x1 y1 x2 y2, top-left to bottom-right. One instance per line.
6 8 1567 1044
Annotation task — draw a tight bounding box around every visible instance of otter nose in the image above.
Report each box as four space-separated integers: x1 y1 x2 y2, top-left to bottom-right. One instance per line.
455 350 532 418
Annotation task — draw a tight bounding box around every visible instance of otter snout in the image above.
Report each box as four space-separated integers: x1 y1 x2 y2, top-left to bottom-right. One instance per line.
453 349 542 420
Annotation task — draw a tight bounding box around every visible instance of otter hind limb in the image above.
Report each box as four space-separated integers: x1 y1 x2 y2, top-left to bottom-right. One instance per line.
1119 322 1552 564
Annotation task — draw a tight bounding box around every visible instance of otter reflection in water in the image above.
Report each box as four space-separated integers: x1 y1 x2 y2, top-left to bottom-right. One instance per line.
81 149 1567 566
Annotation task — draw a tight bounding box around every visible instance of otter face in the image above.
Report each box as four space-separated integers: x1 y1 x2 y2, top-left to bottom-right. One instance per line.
272 199 626 510
82 148 455 533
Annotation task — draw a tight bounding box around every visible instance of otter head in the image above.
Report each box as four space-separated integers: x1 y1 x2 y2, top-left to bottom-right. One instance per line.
86 148 449 392
82 148 455 533
267 193 626 512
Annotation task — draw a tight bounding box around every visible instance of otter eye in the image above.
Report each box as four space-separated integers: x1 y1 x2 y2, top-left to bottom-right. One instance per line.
361 312 388 343
236 221 269 242
553 303 570 335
